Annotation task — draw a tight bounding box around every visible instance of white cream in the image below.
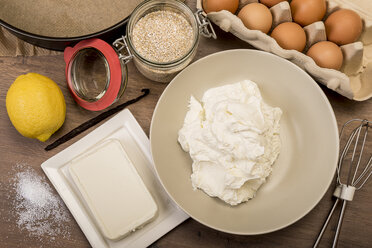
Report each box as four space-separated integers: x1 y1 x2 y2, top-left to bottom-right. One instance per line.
178 80 282 205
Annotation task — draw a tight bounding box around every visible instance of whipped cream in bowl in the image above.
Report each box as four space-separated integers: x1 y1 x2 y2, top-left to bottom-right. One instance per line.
178 80 282 205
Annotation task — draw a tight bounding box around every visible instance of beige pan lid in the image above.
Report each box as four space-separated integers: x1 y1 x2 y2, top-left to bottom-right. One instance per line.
0 0 143 37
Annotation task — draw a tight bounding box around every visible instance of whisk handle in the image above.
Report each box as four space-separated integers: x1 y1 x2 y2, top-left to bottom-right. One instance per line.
332 200 348 248
313 198 340 248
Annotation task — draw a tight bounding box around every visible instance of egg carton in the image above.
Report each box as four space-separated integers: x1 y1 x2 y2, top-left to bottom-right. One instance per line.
196 0 372 101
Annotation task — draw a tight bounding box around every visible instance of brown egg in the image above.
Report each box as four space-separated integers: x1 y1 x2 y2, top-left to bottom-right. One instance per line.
291 0 327 26
238 3 272 34
325 9 363 45
260 0 288 8
202 0 239 14
307 41 343 70
271 22 307 52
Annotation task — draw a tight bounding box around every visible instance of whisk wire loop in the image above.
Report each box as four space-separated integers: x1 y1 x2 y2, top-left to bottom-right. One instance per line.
313 119 371 248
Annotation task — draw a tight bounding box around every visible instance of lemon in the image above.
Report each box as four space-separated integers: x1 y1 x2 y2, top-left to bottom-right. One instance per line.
6 73 66 142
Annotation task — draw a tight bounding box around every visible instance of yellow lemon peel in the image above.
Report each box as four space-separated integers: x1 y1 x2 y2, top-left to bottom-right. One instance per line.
6 73 66 142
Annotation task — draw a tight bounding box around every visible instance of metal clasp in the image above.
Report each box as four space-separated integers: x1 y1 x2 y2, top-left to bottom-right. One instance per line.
113 36 133 64
195 9 217 39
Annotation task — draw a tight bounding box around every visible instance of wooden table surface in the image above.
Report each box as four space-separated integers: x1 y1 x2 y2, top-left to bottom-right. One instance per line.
1 1 371 247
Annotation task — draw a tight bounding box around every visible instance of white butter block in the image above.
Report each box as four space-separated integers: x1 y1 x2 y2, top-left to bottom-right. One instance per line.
304 21 327 50
69 139 158 241
270 1 292 29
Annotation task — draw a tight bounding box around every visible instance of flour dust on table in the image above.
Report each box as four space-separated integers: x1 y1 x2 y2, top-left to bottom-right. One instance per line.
1 164 72 245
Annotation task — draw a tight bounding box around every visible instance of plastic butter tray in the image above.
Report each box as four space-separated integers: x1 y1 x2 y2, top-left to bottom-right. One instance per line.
197 0 372 101
41 109 188 248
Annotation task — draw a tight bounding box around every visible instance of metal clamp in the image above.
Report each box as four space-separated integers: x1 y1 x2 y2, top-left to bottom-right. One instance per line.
195 9 217 39
333 184 356 201
113 36 134 64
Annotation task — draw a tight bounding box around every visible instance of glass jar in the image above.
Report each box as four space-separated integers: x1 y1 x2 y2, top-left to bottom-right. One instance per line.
122 0 206 83
64 39 129 111
64 0 215 111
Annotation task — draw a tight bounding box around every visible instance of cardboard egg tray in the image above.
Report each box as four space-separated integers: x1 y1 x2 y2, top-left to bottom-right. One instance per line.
197 0 372 101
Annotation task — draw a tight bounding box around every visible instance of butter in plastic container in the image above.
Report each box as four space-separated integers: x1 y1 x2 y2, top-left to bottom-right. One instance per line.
197 0 372 101
69 139 158 241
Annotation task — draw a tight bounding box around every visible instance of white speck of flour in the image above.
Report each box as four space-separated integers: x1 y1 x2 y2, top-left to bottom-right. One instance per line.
12 165 71 238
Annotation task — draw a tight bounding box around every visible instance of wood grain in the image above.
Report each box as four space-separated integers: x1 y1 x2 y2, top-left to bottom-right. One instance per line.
0 0 371 247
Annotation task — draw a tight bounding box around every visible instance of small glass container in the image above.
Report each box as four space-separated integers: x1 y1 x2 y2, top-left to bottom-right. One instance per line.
64 0 215 111
123 0 206 83
64 39 129 111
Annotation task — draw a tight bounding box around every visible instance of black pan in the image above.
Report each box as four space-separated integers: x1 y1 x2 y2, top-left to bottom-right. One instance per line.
0 17 129 51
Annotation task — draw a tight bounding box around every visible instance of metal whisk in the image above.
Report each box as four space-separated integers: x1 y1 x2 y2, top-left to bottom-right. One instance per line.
314 119 372 248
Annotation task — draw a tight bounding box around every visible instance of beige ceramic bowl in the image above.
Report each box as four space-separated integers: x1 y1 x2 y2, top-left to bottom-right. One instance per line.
150 49 339 235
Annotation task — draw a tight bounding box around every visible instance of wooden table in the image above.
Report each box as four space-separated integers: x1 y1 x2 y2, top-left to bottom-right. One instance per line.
0 1 371 247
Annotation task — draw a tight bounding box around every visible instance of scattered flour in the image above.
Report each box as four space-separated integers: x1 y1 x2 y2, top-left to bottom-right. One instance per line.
10 164 71 239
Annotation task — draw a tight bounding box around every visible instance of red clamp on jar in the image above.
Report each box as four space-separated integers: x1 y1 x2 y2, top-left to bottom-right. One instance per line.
64 0 215 111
